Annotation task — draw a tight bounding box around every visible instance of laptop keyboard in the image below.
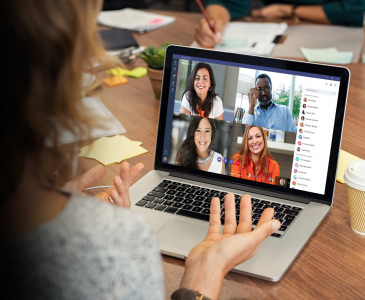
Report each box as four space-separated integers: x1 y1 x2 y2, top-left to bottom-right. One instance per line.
135 180 304 238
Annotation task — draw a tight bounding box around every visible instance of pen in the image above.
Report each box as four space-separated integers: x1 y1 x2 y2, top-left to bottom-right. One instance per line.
195 0 215 33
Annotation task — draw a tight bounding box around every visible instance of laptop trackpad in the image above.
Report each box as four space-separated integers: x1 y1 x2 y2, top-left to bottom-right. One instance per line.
156 220 208 257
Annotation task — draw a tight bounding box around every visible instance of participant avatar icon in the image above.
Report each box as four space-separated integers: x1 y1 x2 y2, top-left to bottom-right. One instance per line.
294 169 298 173
301 116 305 121
296 157 299 161
300 122 304 127
295 163 298 167
298 141 301 145
292 181 297 186
293 175 297 179
304 97 307 102
303 104 306 108
302 110 305 114
163 157 167 162
299 135 302 139
299 128 303 133
229 159 234 165
297 147 301 151
279 178 286 186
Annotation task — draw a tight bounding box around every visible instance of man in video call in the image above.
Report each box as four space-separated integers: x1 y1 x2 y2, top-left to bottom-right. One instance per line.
243 74 297 133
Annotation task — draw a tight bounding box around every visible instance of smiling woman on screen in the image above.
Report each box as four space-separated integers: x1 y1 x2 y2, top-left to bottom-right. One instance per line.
231 125 280 184
180 63 224 120
176 117 225 174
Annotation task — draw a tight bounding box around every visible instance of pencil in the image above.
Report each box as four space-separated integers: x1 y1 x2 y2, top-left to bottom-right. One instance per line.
195 0 215 33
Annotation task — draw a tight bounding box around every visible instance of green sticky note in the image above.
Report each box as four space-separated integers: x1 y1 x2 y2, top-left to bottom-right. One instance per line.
300 47 353 64
127 67 147 78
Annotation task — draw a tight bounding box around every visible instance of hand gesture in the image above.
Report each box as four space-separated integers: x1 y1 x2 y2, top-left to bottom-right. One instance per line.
180 194 281 300
62 161 144 209
195 18 225 48
248 87 259 114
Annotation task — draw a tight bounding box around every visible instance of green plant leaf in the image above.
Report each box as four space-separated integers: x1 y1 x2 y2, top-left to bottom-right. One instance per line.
161 42 170 50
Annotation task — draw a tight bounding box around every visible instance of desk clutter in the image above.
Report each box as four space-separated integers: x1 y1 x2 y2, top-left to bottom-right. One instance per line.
98 8 175 33
103 67 147 87
300 47 354 65
78 135 148 165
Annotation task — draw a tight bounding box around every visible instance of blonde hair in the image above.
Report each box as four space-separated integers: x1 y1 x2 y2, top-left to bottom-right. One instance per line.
235 126 273 175
2 0 117 199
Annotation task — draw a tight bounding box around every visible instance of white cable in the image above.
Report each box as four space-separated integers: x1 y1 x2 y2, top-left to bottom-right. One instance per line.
84 185 113 191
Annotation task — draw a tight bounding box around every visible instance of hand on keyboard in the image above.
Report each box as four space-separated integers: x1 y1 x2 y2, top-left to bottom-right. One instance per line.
179 193 281 300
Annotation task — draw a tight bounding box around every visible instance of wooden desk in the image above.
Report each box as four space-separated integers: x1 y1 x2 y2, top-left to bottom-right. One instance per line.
83 11 365 299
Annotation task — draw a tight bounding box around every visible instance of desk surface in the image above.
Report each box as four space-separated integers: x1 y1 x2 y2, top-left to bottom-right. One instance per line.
84 11 365 299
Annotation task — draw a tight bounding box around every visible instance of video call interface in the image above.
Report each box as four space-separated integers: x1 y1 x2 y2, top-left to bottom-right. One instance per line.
162 54 341 195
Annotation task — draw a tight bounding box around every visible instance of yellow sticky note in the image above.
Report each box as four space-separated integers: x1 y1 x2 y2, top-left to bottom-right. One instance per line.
124 145 148 159
107 67 130 76
127 67 147 78
336 149 363 183
79 135 141 165
103 76 128 87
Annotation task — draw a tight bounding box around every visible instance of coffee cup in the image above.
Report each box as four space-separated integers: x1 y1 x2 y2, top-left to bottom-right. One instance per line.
344 160 365 235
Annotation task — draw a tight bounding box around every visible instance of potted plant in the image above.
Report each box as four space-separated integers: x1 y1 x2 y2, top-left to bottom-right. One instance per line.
139 42 171 99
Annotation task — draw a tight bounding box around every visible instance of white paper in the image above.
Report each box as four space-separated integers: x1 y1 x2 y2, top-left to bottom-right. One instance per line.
98 8 175 32
55 97 126 145
190 22 287 56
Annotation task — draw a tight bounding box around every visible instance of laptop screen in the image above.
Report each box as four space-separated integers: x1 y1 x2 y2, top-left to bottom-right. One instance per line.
157 47 348 201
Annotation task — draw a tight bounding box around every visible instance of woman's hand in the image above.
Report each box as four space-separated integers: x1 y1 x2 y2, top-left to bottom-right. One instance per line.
180 194 281 300
252 4 292 19
62 161 144 209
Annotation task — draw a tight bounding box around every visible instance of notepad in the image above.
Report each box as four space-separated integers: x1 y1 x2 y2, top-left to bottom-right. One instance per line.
191 22 287 56
336 149 363 183
98 8 175 33
300 47 354 65
78 135 147 166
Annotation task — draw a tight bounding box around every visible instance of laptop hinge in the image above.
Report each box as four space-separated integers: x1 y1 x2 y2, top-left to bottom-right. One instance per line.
169 172 311 205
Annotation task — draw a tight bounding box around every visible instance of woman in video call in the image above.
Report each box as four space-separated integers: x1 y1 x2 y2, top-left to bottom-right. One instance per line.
231 125 280 184
176 116 225 174
180 62 224 120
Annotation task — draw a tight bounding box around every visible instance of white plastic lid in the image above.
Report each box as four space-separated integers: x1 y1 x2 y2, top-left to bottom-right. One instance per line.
344 160 365 191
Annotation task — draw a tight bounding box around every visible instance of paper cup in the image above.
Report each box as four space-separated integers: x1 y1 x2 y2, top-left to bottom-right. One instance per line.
344 160 365 235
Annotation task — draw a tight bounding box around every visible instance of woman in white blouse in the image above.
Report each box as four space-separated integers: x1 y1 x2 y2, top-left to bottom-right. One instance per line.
180 63 224 120
176 116 225 175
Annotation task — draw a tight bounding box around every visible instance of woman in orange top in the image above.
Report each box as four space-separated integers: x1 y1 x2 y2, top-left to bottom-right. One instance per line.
231 125 280 185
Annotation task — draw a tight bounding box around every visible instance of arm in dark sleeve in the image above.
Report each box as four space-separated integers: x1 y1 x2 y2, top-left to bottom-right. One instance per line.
204 0 251 20
322 0 365 27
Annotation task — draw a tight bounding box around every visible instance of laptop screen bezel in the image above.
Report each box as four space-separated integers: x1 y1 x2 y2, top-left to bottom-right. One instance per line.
154 45 350 205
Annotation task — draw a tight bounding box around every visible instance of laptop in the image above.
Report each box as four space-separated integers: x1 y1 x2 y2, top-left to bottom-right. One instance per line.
130 45 350 281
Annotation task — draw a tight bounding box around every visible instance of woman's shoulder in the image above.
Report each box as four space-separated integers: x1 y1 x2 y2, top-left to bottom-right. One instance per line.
213 151 223 158
213 95 223 103
268 157 279 169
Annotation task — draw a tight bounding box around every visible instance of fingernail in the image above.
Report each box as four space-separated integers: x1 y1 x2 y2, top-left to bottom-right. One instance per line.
272 220 281 232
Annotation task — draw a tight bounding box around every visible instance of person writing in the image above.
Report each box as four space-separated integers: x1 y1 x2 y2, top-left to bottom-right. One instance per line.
243 73 297 133
180 62 224 120
2 0 281 299
195 1 364 47
231 125 280 184
176 117 225 174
